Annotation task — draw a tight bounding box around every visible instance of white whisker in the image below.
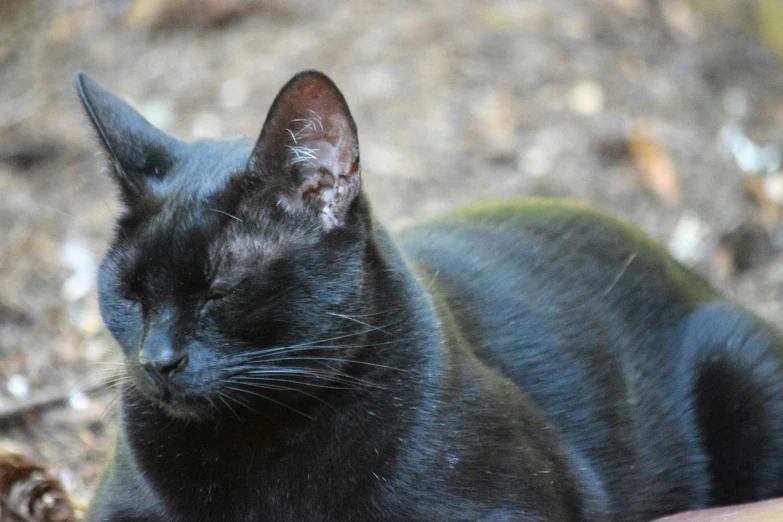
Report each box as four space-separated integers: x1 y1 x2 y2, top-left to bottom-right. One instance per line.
208 208 243 222
224 385 315 420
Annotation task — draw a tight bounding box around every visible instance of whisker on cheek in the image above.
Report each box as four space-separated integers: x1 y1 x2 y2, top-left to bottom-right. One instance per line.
223 385 315 421
226 365 382 389
241 356 408 373
228 375 366 391
221 321 405 361
224 378 337 411
325 312 396 335
101 384 137 421
228 336 413 363
220 390 259 416
216 392 244 422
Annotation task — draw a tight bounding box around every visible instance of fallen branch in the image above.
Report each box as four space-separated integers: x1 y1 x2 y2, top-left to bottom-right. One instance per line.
0 381 112 427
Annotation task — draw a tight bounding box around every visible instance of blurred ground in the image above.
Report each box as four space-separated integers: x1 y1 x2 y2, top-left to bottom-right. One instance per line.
1 0 783 517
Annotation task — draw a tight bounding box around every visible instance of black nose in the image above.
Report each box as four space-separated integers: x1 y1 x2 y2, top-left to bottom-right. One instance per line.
139 325 187 384
141 353 187 381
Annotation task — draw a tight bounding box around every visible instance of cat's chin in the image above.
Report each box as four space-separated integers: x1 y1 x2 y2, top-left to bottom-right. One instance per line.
141 390 217 422
156 398 213 421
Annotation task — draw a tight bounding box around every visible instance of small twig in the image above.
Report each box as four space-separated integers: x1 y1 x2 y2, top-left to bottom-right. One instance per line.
0 381 111 426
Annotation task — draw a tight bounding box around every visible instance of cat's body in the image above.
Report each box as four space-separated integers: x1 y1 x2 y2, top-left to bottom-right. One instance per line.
78 71 783 522
400 203 783 519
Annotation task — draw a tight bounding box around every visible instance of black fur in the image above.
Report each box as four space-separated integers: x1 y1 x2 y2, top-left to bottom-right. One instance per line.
78 71 783 522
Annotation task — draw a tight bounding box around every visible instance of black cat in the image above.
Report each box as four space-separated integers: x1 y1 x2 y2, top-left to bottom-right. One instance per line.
78 70 783 522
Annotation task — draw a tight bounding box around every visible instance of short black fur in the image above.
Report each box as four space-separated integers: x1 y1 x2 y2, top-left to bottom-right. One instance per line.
78 71 783 522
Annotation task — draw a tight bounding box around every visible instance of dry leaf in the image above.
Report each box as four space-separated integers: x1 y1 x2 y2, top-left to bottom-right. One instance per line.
0 454 74 522
475 4 550 32
475 88 518 154
126 0 264 29
45 12 79 44
628 127 680 204
713 247 735 281
595 0 646 17
661 0 700 39
744 176 781 225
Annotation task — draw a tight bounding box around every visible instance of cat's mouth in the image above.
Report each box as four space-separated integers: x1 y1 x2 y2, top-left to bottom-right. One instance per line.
132 371 215 420
158 394 212 420
149 389 215 420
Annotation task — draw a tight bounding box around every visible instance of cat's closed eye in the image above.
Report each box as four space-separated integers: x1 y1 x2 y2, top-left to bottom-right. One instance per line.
197 285 237 314
202 276 251 304
199 292 229 310
123 289 143 307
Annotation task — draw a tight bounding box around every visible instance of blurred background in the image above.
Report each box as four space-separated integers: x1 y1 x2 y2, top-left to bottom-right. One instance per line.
1 0 783 516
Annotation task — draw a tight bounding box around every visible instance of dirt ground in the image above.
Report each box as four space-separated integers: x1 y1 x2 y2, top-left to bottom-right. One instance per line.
2 0 783 517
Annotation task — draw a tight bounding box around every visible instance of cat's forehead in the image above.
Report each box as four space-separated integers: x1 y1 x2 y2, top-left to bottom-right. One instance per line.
121 173 314 279
162 138 253 200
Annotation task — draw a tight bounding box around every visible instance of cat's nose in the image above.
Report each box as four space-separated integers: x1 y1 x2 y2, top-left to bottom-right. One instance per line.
141 353 187 381
140 327 187 383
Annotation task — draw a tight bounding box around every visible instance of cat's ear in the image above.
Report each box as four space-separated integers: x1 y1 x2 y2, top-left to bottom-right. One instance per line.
76 72 178 203
249 71 361 229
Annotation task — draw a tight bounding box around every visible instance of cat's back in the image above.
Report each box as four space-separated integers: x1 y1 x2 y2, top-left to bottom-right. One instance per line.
395 199 719 412
395 199 723 517
397 199 714 306
396 199 717 339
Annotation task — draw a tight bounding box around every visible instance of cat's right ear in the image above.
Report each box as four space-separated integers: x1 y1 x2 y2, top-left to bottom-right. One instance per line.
76 72 178 204
248 71 361 230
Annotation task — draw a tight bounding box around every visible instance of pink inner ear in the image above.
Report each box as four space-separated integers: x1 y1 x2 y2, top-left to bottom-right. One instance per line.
285 112 353 173
256 72 359 173
290 115 361 228
252 71 361 228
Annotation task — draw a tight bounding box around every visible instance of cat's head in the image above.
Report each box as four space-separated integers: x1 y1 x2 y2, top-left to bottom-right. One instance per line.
78 71 375 421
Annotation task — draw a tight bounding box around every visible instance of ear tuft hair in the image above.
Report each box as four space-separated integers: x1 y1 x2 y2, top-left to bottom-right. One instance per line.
249 71 361 229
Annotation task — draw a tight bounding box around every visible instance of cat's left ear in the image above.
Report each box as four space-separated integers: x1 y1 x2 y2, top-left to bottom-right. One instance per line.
249 71 361 229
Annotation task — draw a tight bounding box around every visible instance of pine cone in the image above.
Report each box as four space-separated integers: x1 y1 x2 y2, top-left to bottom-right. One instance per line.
0 454 74 522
